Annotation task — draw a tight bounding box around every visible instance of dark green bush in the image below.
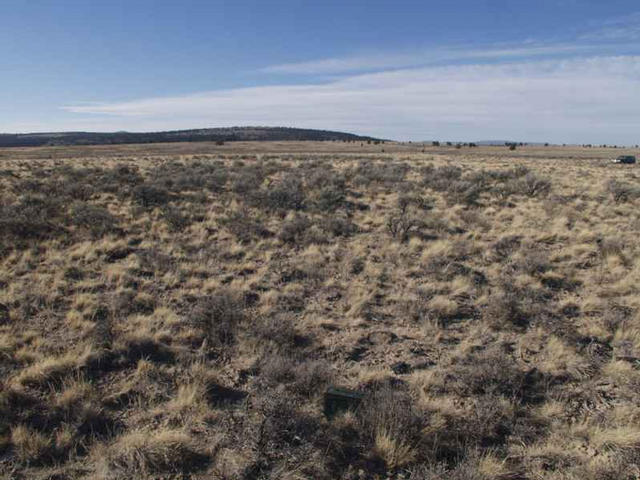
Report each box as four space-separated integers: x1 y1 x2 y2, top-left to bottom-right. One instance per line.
192 289 246 351
350 161 409 187
0 195 65 241
231 168 265 196
311 185 346 212
70 202 118 238
132 184 170 207
265 176 305 211
161 205 191 232
278 214 312 244
219 208 271 244
322 216 358 237
518 173 551 198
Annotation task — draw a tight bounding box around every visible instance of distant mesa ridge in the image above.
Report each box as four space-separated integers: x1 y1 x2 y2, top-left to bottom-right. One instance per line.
0 126 383 147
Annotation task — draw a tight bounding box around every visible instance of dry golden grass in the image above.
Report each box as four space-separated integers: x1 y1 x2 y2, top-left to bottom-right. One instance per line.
1 141 640 478
10 425 52 464
94 428 209 478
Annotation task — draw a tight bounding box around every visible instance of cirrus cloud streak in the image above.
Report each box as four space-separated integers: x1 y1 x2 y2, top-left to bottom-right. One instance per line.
63 56 640 144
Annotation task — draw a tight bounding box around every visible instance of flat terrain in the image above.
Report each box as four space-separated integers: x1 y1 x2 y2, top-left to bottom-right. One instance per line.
1 142 640 479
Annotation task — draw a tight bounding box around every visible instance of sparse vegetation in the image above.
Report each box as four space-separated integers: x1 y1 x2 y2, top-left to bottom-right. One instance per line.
2 141 640 478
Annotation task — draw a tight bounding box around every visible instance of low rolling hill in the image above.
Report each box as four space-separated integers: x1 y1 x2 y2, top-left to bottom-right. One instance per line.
0 126 383 148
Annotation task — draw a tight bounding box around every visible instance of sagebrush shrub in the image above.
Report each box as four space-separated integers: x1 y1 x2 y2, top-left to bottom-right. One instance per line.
231 168 265 195
519 173 551 198
350 161 409 187
311 185 346 212
161 205 191 232
358 385 424 469
70 201 117 238
278 214 312 244
219 208 271 243
606 179 639 203
0 195 65 241
322 215 357 237
192 289 246 350
265 175 306 211
132 184 170 207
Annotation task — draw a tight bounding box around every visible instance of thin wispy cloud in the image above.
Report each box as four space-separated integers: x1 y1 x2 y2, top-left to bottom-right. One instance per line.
262 13 640 76
57 12 640 144
261 43 601 75
580 11 640 41
63 56 640 144
6 3 640 144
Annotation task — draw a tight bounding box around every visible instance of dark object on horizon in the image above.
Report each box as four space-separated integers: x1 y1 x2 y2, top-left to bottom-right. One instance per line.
0 126 384 148
613 155 636 164
324 386 364 418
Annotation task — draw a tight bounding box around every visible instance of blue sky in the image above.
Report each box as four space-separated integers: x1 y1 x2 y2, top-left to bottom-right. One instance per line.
3 0 640 143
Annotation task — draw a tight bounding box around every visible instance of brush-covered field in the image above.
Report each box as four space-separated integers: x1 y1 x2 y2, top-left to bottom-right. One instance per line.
1 142 640 479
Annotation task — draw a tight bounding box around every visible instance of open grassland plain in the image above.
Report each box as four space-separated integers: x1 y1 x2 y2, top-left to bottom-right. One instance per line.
1 142 640 479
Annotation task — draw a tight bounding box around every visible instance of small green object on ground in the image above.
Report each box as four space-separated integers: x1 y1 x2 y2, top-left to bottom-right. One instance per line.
324 386 364 418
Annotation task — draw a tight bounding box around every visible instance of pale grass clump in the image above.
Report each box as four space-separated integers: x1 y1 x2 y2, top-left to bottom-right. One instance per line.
0 332 15 359
374 427 417 469
346 287 375 319
101 262 131 287
456 323 494 355
450 274 475 295
54 376 94 410
476 452 511 478
53 425 76 457
11 425 52 464
126 307 181 338
64 309 92 332
155 361 229 424
534 399 566 422
535 335 590 379
104 359 165 406
419 239 452 264
354 367 393 387
601 359 639 389
612 324 640 356
580 293 607 317
607 404 640 426
13 340 41 364
94 429 209 478
428 295 459 319
70 292 99 316
513 432 581 475
13 350 80 388
211 447 253 479
168 381 203 409
590 425 640 451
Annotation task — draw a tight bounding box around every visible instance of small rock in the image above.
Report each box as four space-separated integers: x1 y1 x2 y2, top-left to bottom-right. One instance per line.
412 360 436 370
326 290 342 302
0 303 9 324
324 386 364 418
366 331 398 345
391 361 412 375
348 346 368 361
243 291 260 306
320 322 340 331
